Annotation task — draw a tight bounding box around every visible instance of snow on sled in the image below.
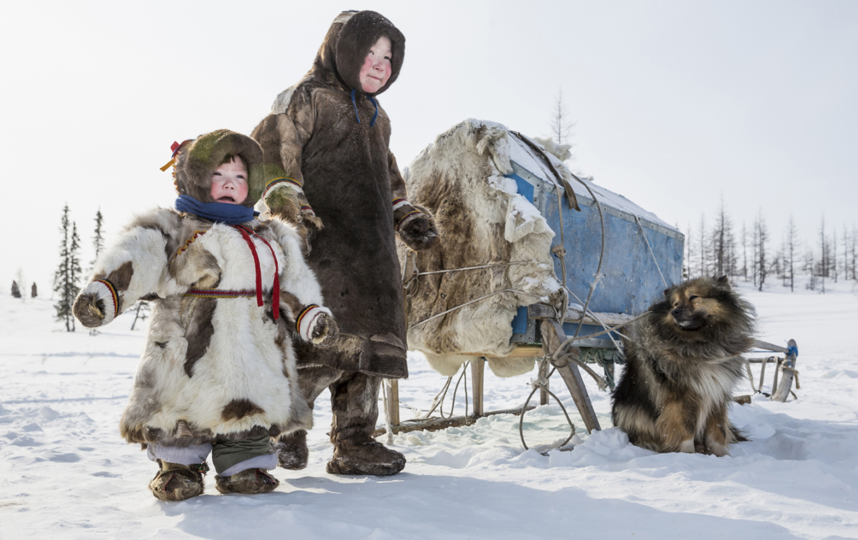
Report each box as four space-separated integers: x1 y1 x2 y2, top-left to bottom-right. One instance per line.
387 119 794 447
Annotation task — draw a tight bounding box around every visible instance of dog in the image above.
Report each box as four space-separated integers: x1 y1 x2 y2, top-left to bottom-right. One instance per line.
611 276 755 456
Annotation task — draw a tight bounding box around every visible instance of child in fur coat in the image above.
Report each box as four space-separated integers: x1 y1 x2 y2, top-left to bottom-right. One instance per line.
251 10 439 476
73 129 337 501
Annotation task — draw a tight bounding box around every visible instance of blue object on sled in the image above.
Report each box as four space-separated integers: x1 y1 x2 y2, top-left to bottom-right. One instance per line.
506 138 685 348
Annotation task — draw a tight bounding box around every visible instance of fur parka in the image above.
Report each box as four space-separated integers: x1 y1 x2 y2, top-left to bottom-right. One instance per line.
252 11 435 379
73 131 330 447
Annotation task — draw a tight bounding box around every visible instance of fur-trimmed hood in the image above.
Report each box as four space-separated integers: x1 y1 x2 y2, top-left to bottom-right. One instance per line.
312 10 405 96
174 129 265 208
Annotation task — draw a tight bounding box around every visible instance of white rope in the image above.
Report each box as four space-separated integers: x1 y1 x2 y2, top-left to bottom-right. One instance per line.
409 288 547 329
634 215 668 288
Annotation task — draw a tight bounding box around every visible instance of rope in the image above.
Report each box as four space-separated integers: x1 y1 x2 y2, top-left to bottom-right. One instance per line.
414 261 531 277
552 312 648 368
634 215 668 288
422 376 453 419
550 349 609 391
563 171 607 341
563 287 627 359
518 361 576 451
409 289 547 329
440 362 470 419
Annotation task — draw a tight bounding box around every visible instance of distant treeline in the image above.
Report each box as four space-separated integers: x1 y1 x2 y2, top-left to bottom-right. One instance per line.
681 201 856 293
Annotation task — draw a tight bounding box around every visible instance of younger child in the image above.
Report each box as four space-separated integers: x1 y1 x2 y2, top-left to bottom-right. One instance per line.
74 129 336 501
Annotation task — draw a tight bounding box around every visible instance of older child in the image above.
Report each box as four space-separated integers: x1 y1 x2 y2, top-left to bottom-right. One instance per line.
73 129 336 500
252 10 438 476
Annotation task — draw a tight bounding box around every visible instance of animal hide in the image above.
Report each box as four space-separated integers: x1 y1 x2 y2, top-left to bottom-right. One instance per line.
76 209 322 446
398 119 564 378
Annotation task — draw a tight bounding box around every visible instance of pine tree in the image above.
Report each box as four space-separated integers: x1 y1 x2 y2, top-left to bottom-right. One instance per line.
53 205 81 331
698 213 707 278
849 223 858 281
784 216 799 292
90 209 104 273
549 89 575 148
710 197 736 278
816 216 830 294
684 222 693 278
742 221 748 281
754 209 768 292
804 248 817 290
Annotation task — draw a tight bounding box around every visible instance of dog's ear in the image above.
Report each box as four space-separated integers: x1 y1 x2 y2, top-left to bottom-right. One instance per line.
716 275 730 288
664 288 671 299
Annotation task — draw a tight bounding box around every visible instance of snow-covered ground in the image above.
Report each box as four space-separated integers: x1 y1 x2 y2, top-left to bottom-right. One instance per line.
2 279 857 539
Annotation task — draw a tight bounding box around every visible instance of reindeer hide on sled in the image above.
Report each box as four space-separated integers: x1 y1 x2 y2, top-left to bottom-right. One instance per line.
397 119 564 378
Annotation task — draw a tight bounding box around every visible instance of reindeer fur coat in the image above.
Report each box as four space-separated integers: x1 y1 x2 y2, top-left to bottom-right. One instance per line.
73 131 325 447
252 11 430 379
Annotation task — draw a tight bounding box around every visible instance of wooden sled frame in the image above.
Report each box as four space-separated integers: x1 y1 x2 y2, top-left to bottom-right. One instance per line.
377 304 611 439
377 315 801 442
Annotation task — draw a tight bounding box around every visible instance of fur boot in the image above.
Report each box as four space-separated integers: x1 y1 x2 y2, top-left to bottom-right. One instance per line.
327 434 406 476
327 372 405 476
274 429 309 470
148 460 207 502
215 469 279 494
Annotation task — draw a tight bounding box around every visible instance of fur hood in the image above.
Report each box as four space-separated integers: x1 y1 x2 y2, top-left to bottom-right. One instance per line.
174 129 265 208
312 10 405 96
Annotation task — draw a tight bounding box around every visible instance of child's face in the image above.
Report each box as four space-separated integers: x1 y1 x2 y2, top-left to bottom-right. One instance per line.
210 157 248 205
359 36 392 94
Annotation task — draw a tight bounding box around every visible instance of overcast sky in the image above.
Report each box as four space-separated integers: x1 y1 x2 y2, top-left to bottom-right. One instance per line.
2 0 856 291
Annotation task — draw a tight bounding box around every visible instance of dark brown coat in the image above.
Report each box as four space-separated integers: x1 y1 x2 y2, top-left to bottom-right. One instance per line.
252 11 419 378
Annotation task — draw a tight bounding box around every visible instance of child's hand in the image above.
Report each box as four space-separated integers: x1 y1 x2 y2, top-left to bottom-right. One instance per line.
398 211 439 251
73 293 107 328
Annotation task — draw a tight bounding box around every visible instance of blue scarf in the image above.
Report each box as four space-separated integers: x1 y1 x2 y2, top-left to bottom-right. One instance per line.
175 195 258 225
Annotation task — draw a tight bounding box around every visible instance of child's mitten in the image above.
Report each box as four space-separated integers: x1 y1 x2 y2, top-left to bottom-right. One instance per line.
264 179 324 230
297 305 339 345
397 206 439 251
73 280 120 327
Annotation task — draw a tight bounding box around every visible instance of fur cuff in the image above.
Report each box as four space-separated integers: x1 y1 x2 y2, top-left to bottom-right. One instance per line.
296 305 331 342
263 177 304 199
85 280 120 324
392 197 411 212
396 210 426 232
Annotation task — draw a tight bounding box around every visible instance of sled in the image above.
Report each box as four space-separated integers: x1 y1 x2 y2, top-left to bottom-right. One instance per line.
740 339 800 402
381 120 685 446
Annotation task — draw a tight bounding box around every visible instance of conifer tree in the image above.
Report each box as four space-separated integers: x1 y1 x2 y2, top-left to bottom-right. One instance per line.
784 216 799 292
90 209 104 273
754 209 768 291
53 205 82 331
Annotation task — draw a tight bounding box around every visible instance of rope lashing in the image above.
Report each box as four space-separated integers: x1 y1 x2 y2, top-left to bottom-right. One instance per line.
409 288 547 329
634 215 668 288
787 345 799 361
518 360 577 452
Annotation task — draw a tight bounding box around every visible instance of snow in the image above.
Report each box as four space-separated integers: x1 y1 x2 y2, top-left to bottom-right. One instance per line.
2 279 858 539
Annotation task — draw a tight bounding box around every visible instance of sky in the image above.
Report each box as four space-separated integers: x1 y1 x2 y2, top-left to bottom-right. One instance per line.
2 0 856 292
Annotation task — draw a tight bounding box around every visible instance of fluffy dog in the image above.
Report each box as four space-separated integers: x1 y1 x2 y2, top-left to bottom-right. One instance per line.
611 276 755 456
